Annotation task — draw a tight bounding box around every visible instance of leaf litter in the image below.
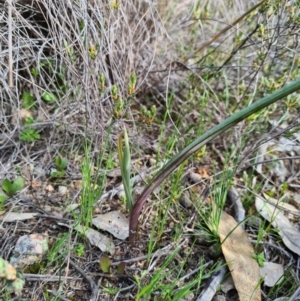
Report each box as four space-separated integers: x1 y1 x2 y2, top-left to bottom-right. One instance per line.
92 210 129 240
218 211 261 301
255 194 300 255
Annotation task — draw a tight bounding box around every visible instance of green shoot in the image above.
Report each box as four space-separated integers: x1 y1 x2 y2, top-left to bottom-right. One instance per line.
50 156 68 178
117 127 134 211
2 177 24 196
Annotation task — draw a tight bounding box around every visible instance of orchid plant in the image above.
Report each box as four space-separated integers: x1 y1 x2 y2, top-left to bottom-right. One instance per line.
118 78 300 242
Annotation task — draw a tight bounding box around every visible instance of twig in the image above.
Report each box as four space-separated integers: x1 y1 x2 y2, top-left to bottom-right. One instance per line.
97 161 165 204
148 238 187 272
196 261 227 301
237 115 300 172
23 273 81 281
190 0 266 57
113 284 135 301
240 156 300 171
177 260 213 283
7 0 13 87
288 286 300 301
87 272 135 282
69 259 99 301
227 187 245 227
110 255 148 266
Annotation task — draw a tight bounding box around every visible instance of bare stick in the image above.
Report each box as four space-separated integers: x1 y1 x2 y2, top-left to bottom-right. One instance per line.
8 0 13 87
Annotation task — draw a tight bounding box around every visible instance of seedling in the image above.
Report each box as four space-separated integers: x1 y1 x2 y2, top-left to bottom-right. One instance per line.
20 128 40 142
112 1 120 10
111 85 118 101
50 156 68 178
30 67 39 77
116 262 126 275
99 74 105 91
21 91 36 109
128 72 137 95
88 45 97 60
41 91 57 103
117 127 134 211
114 98 124 118
20 117 40 142
99 256 111 273
0 191 8 205
140 105 157 124
73 244 85 257
64 40 76 62
2 177 24 196
253 252 266 267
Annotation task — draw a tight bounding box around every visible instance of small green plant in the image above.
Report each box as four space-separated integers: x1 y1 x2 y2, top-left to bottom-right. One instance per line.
117 127 134 211
50 156 68 178
47 233 69 265
30 67 39 77
0 191 8 206
128 72 137 95
135 246 202 301
99 73 106 91
64 40 76 62
99 256 111 273
20 128 40 142
21 91 36 109
112 0 120 10
41 91 57 103
111 85 118 101
80 138 108 227
253 252 266 267
88 44 97 59
113 98 124 118
20 117 40 142
74 244 85 257
140 105 157 124
2 177 24 196
103 153 117 170
116 262 126 275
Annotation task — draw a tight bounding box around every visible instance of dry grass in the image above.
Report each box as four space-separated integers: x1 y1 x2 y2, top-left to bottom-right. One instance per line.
0 0 255 170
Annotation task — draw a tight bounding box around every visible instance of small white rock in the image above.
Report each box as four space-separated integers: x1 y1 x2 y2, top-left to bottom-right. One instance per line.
58 186 68 195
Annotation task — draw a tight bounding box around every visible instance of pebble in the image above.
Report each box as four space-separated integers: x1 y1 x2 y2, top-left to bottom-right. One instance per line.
189 172 202 184
58 186 68 195
179 192 192 208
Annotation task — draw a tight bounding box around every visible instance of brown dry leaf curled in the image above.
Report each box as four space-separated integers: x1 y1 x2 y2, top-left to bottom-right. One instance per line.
218 211 261 301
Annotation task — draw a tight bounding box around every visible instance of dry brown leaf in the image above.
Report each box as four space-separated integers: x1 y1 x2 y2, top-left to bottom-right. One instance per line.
75 225 115 255
92 211 129 240
31 181 41 188
218 211 261 301
45 185 54 192
57 222 115 255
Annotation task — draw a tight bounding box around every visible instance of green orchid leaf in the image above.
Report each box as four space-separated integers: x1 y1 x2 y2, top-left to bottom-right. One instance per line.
99 256 111 273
